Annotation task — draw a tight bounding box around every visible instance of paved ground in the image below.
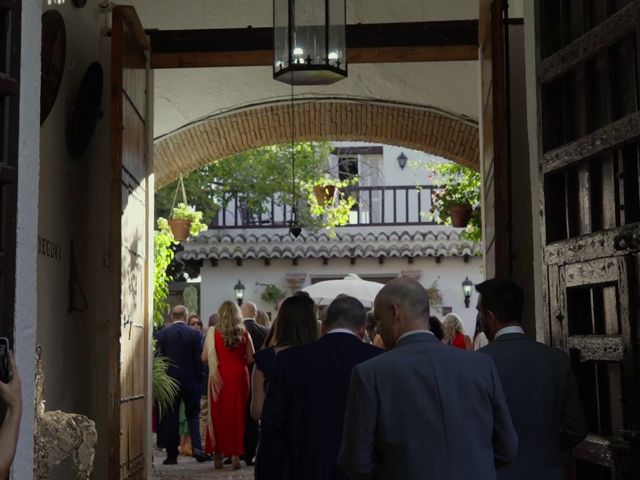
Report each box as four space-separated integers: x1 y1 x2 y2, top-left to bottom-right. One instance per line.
152 452 254 480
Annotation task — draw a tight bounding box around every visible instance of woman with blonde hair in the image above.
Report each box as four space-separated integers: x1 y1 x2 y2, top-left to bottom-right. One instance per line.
202 300 255 470
442 313 473 351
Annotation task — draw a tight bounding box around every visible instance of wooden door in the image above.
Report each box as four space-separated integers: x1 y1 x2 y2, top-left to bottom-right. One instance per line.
479 0 511 278
109 6 153 480
536 0 640 477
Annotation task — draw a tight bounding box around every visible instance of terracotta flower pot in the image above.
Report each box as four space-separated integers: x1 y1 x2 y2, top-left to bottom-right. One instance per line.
168 218 191 241
447 204 472 228
313 185 336 204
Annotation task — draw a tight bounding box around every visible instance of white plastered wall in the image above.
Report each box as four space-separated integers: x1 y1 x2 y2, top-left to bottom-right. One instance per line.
199 255 484 338
13 0 43 477
37 1 113 478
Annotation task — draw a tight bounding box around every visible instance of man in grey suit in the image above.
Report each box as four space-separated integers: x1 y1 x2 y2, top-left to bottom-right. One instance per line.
338 278 518 480
477 279 587 480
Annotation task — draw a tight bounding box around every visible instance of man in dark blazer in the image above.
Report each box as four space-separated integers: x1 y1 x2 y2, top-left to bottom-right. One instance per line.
477 279 587 480
155 305 206 464
257 295 382 480
338 278 518 480
241 302 268 465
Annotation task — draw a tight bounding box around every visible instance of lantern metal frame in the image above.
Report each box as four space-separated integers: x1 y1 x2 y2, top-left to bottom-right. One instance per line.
234 280 246 306
397 152 408 169
462 276 474 308
273 0 348 85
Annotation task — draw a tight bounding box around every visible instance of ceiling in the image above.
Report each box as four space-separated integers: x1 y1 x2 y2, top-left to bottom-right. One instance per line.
131 0 522 142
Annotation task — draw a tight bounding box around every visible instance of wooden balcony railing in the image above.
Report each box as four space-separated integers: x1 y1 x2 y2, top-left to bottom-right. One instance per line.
210 185 439 229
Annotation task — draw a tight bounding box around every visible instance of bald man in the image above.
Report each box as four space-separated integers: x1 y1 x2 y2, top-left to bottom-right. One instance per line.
338 278 518 480
240 301 268 465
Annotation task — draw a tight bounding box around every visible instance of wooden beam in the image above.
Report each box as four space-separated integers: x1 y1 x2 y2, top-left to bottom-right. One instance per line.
149 20 479 69
539 3 635 84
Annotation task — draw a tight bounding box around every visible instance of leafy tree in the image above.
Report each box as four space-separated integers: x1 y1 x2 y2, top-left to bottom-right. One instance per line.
155 142 357 233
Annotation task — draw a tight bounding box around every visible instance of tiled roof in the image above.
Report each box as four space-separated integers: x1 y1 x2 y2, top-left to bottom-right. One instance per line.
178 230 481 261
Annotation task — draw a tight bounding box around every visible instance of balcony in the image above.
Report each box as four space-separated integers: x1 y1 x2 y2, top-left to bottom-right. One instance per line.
210 185 439 229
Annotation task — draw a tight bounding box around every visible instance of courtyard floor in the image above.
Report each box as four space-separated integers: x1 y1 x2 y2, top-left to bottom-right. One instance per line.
152 452 254 480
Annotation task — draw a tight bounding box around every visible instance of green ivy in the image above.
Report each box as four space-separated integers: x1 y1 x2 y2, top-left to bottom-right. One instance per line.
153 218 176 329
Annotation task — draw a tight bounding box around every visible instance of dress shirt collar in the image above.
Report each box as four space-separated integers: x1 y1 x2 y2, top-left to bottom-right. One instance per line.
398 329 434 343
327 328 358 337
495 325 525 338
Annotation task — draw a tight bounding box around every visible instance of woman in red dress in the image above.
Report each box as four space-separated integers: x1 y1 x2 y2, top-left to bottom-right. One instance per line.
442 313 473 351
202 300 254 470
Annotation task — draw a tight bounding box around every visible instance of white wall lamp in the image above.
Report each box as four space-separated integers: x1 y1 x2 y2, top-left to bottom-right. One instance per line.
397 152 408 170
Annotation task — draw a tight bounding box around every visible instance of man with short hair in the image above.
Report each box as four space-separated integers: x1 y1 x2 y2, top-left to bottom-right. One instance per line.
156 305 207 464
477 278 587 480
240 301 268 465
258 296 382 480
338 278 518 480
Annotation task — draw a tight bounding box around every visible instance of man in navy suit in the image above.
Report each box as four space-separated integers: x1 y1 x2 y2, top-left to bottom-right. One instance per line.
477 279 587 480
155 305 206 464
338 278 518 480
257 295 382 480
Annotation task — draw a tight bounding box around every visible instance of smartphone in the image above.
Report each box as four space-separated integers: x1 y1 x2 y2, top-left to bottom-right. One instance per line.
0 337 10 383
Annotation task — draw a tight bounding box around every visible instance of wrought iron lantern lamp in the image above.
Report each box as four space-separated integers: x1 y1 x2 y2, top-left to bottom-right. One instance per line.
234 280 246 306
397 152 408 169
462 276 473 308
273 0 347 85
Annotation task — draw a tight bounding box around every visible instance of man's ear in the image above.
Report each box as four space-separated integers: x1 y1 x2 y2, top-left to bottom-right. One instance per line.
391 303 401 323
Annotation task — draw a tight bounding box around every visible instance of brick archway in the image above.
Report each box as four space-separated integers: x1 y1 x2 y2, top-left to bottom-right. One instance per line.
154 98 479 189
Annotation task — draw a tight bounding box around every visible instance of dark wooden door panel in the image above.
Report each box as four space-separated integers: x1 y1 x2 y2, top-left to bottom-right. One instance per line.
537 0 640 476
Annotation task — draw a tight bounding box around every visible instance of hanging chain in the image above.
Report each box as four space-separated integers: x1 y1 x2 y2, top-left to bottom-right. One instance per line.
290 81 296 217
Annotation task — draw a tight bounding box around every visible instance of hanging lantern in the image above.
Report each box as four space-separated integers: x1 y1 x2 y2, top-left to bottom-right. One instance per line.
273 0 347 85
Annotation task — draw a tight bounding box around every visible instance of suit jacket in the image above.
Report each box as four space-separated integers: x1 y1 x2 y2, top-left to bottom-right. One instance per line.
257 332 382 480
155 321 203 390
244 318 268 360
480 333 587 480
338 332 518 480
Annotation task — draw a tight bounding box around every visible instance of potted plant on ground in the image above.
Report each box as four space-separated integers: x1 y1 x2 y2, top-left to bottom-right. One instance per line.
168 203 208 241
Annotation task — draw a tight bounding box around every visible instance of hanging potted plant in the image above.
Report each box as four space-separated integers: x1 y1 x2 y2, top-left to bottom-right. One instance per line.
168 203 208 241
313 184 336 205
310 177 345 205
431 187 475 228
426 162 481 232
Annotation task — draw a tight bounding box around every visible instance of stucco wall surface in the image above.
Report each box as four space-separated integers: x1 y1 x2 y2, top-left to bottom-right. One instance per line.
37 1 112 478
13 0 43 478
199 255 483 340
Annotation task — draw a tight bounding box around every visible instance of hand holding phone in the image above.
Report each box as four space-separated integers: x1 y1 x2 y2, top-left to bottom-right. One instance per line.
0 340 21 412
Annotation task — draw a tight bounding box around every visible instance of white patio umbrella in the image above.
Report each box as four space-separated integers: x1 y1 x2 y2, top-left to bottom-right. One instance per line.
301 273 384 307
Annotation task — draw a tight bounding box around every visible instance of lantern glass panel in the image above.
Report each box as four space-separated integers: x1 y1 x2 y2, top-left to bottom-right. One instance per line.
328 0 346 69
292 0 326 67
274 0 289 71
